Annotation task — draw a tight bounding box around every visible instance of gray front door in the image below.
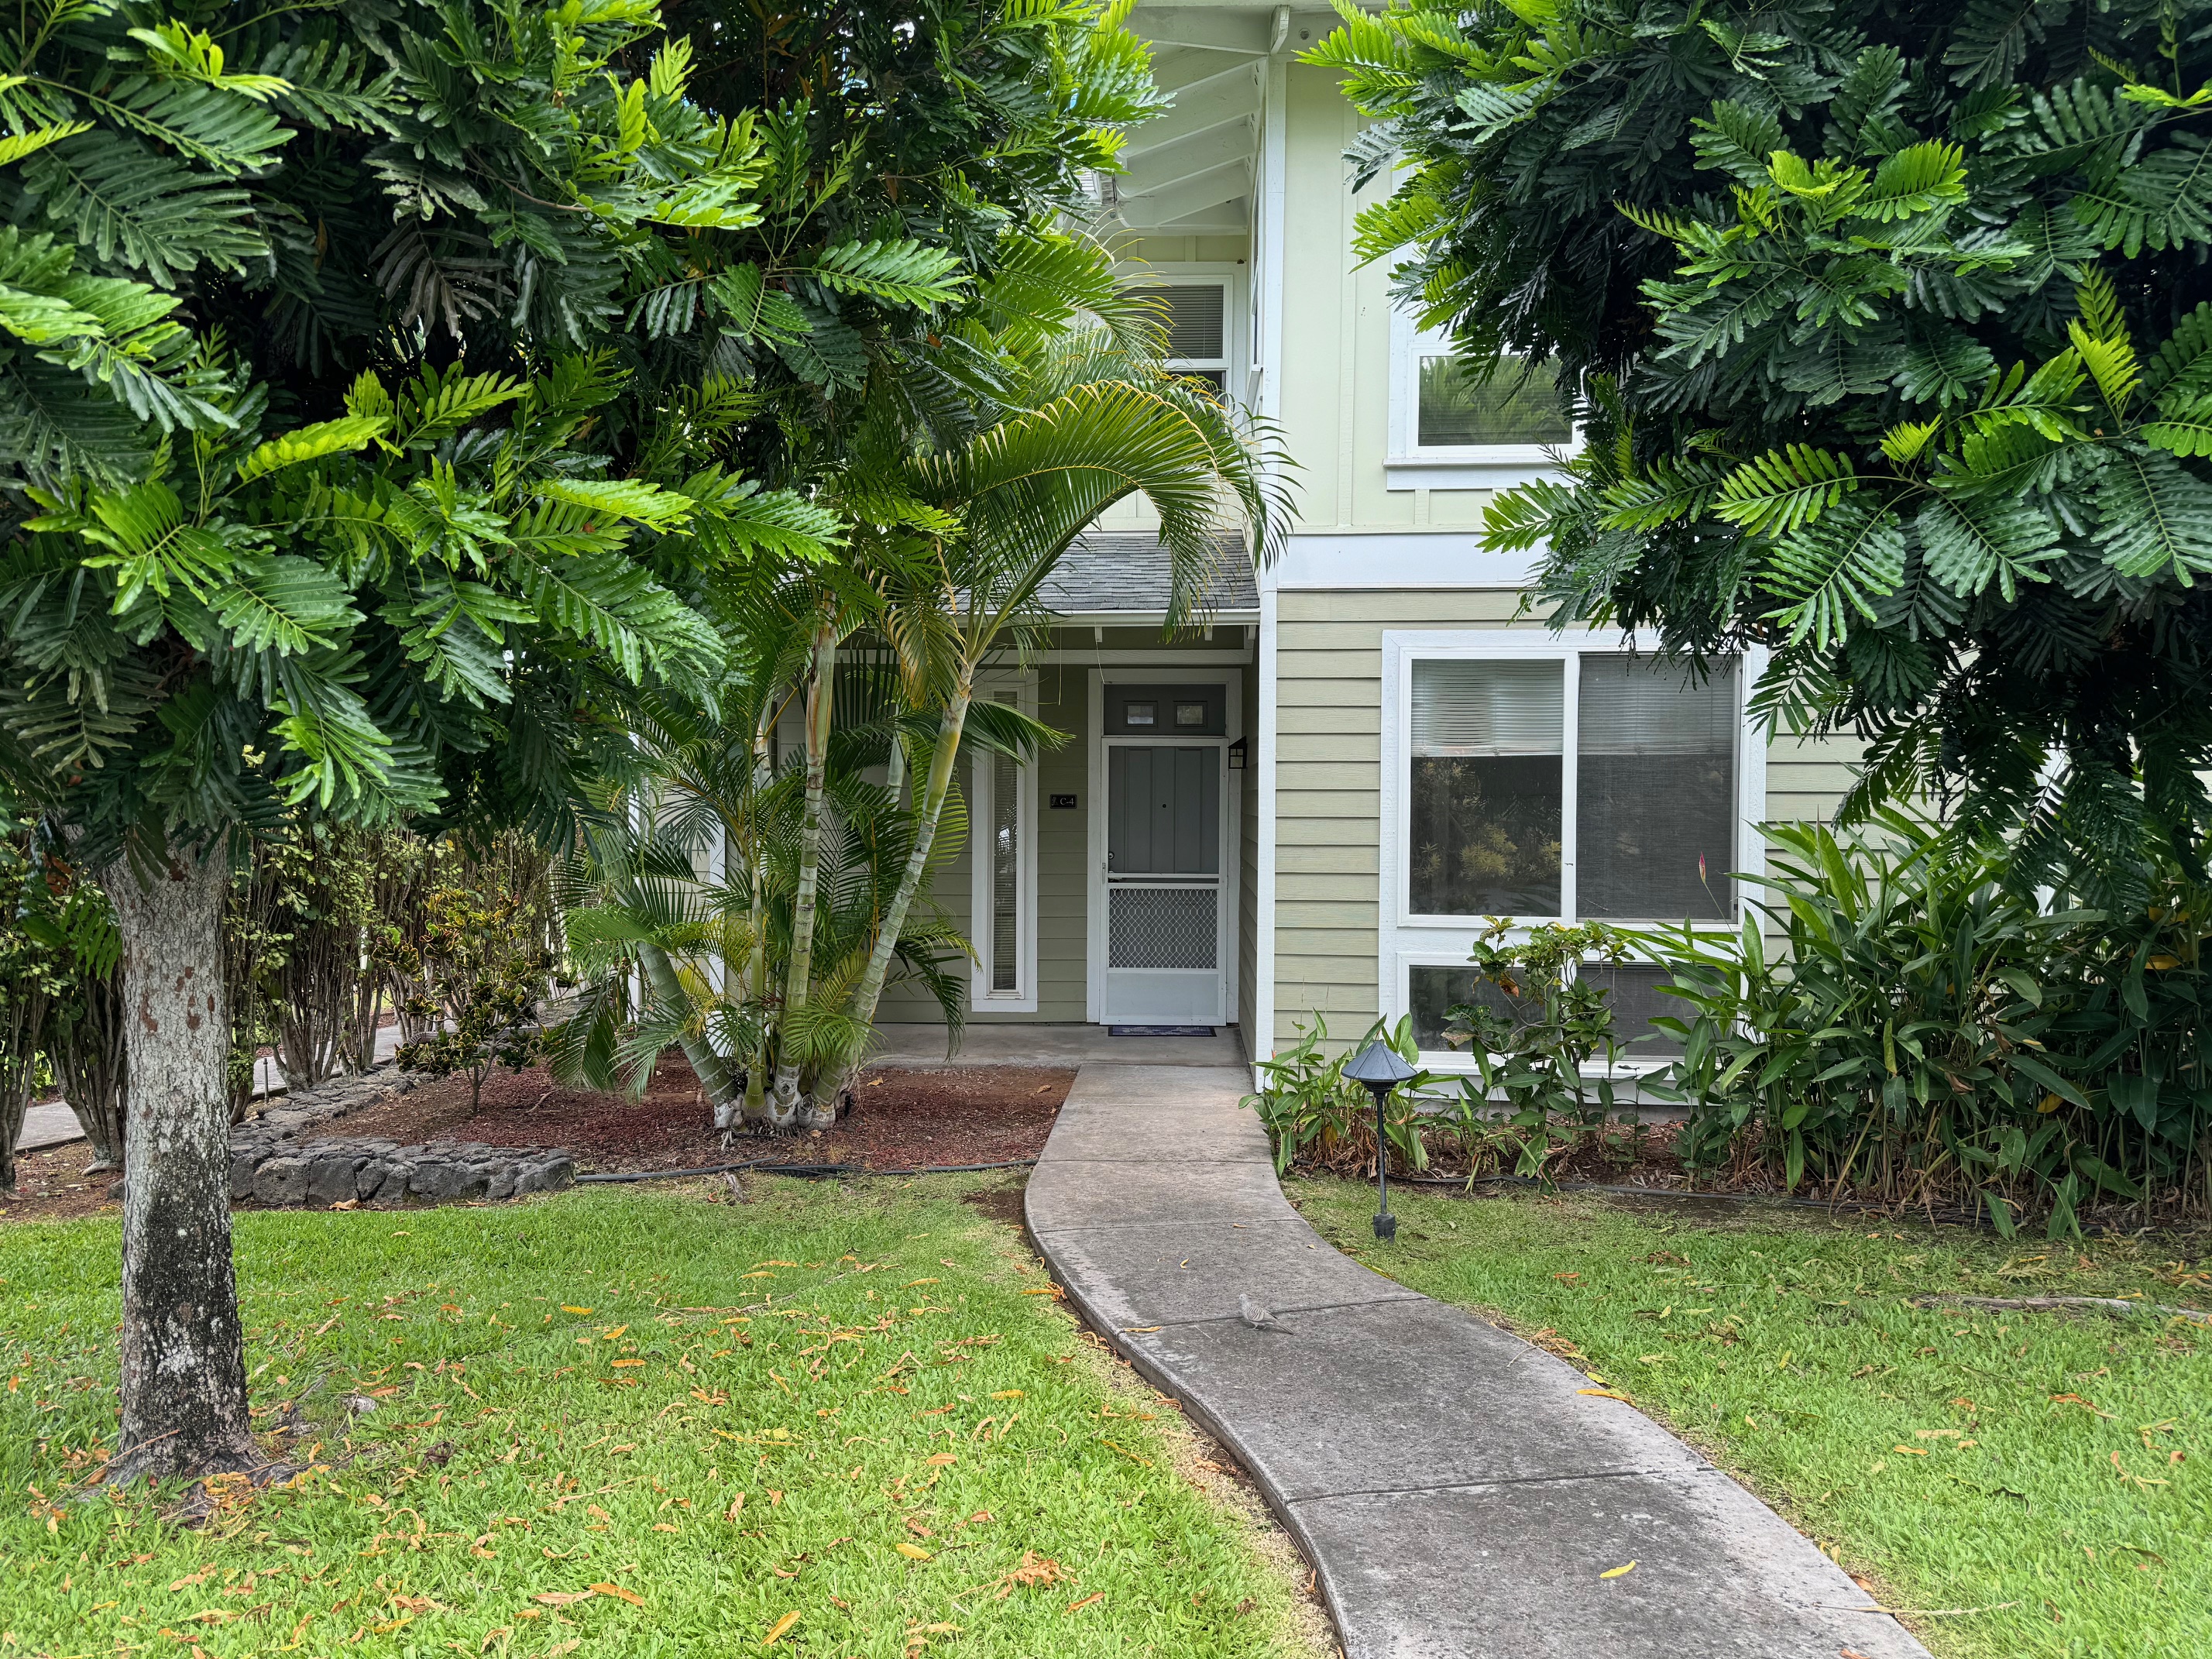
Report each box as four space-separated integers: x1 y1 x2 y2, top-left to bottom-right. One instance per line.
1103 744 1224 1022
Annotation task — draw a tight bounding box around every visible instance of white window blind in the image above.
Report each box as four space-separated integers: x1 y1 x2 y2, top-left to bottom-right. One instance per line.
1578 656 1736 754
1410 660 1563 755
1135 284 1225 361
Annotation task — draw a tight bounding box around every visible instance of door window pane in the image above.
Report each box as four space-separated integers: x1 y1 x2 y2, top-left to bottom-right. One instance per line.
1577 657 1736 920
1409 660 1562 915
990 745 1018 991
1417 356 1572 447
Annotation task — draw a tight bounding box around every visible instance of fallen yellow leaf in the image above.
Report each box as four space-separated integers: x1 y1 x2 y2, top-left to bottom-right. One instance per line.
1577 1388 1633 1403
559 1306 593 1315
896 1541 933 1561
763 1611 801 1645
532 1592 593 1606
589 1582 644 1607
991 1389 1023 1400
610 1359 646 1369
926 1453 957 1466
1600 1561 1636 1580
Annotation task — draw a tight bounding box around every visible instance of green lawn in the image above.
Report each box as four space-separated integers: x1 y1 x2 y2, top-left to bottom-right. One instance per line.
1 1177 1319 1658
1288 1176 2212 1659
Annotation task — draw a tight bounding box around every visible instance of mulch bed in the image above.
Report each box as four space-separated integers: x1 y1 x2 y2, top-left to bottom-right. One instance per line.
322 1056 1076 1175
0 1060 1073 1226
0 1140 119 1225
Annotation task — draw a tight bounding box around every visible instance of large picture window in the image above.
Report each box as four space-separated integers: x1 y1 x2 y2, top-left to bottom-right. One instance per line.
1407 651 1736 922
1383 632 1760 1070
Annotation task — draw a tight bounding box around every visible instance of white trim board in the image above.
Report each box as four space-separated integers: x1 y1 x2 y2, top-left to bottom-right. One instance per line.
1276 534 1540 591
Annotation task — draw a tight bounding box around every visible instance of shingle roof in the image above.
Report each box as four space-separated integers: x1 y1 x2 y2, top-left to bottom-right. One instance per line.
1039 533 1259 617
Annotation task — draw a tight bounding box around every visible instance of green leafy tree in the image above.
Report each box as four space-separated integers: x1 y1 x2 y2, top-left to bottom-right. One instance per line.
1312 0 2212 893
0 3 819 1486
390 859 555 1112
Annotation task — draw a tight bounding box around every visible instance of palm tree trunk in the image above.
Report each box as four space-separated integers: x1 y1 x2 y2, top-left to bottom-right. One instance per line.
637 936 741 1125
740 702 775 1128
815 682 974 1108
768 618 837 1128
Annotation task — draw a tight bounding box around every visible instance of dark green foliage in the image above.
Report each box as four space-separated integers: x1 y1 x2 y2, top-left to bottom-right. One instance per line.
1313 0 2212 895
0 3 822 864
389 857 555 1111
1636 812 2212 1234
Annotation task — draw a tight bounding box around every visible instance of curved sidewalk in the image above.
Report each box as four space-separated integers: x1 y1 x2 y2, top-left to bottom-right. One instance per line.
1025 1064 1932 1659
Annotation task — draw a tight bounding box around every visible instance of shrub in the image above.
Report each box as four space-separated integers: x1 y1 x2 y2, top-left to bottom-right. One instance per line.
1436 920 1655 1178
389 854 558 1112
1242 1015 1432 1176
1639 812 2212 1234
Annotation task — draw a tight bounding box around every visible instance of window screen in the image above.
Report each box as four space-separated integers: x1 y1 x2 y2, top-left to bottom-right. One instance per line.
1417 356 1572 448
1577 656 1736 920
1409 660 1563 915
1576 961 1687 1059
1135 284 1224 361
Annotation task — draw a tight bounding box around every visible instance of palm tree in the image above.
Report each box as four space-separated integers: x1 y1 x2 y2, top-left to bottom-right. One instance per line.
558 234 1290 1128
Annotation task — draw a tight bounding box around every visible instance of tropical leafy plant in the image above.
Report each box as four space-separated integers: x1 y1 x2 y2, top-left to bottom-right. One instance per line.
1242 1014 1433 1177
0 1 812 1488
1437 920 1647 1179
391 861 555 1113
1634 812 2212 1234
1310 0 2212 895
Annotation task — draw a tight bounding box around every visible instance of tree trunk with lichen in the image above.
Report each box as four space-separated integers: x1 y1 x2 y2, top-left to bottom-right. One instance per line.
101 846 257 1486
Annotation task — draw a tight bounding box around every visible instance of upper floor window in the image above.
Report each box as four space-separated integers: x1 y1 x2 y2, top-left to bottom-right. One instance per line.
1134 282 1228 393
1386 310 1580 489
1415 354 1572 448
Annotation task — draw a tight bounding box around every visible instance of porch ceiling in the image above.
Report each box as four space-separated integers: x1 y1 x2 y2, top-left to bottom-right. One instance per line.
1115 9 1277 237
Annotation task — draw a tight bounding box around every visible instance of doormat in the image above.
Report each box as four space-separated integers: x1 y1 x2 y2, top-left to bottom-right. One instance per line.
1108 1025 1216 1037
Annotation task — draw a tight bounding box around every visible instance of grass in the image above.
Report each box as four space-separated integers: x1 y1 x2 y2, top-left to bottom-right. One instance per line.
0 1176 1319 1659
1287 1176 2212 1659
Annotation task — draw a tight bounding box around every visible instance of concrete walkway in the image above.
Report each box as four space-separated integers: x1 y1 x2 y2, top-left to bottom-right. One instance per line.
1026 1065 1932 1659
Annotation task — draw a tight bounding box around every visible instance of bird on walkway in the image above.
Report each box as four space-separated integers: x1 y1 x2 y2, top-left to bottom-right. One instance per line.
1238 1293 1290 1332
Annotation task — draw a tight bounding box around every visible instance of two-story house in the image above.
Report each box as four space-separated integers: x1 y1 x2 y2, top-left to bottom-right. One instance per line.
880 2 1859 1082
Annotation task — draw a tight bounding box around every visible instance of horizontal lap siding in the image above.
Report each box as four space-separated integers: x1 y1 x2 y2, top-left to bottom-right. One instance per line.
1269 589 1522 1046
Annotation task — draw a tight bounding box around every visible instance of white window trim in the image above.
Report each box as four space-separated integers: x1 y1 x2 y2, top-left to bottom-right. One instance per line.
1385 307 1582 492
1377 628 1769 1073
969 673 1039 1015
1120 265 1249 403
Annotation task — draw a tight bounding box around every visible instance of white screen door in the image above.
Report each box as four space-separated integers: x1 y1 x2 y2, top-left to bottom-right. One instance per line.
1103 744 1224 1022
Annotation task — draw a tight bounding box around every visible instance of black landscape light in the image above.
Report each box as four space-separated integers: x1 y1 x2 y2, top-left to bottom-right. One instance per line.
1343 1040 1417 1241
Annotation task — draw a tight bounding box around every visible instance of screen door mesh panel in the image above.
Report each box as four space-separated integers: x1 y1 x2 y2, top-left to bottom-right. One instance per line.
1109 885 1218 970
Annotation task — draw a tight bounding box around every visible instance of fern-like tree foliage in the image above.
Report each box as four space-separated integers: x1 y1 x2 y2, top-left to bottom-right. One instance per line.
1313 0 2212 894
0 2 839 1488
